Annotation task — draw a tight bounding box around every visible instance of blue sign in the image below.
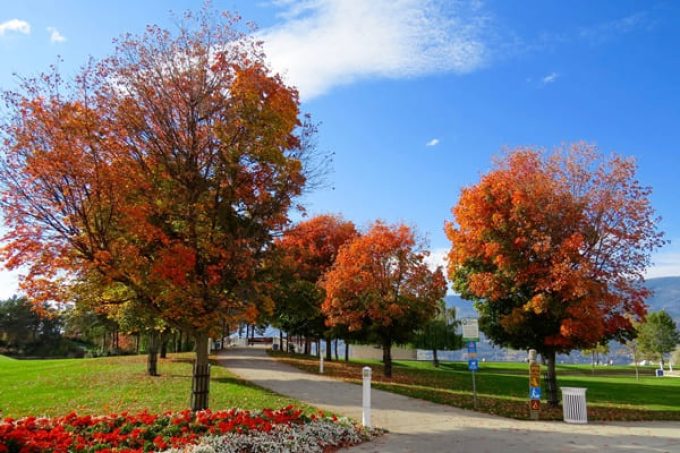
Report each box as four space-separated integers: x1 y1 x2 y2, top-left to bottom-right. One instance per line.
468 359 479 371
530 386 542 400
467 341 477 353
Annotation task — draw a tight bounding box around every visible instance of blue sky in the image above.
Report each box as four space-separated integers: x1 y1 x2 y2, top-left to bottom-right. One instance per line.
1 0 679 297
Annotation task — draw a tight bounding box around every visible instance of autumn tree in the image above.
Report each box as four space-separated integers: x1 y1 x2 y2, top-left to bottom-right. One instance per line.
322 221 447 377
0 9 318 410
637 310 679 369
64 271 166 374
446 145 665 405
274 214 358 358
411 301 462 367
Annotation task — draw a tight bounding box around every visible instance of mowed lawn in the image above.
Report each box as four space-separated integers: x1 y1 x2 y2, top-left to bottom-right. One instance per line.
0 353 308 418
271 352 680 421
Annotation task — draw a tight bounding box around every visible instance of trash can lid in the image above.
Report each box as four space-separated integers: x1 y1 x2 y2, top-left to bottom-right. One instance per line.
560 387 587 394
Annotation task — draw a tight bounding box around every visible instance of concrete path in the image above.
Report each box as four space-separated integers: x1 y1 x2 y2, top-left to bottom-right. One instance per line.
216 348 680 453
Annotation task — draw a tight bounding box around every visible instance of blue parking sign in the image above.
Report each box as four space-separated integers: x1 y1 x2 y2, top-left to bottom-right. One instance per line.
467 341 477 353
530 386 542 400
468 359 479 371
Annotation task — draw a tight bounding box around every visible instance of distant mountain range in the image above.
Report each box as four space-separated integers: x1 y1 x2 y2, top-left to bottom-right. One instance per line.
447 276 680 322
644 277 680 321
441 276 680 363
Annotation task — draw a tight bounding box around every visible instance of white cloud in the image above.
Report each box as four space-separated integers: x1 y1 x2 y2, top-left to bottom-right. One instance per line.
47 26 66 43
425 247 455 294
647 242 680 279
260 0 489 100
426 138 440 147
0 268 21 300
0 19 31 37
424 247 449 272
541 72 559 85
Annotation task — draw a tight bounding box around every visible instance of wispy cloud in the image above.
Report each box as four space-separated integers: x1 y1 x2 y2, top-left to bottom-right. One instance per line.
578 12 653 44
541 72 559 85
47 26 66 43
647 242 680 279
426 138 440 147
0 19 31 37
260 0 490 100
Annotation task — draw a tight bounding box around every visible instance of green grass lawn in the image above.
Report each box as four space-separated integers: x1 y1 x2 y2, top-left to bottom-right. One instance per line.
0 353 309 418
374 359 679 411
271 352 680 420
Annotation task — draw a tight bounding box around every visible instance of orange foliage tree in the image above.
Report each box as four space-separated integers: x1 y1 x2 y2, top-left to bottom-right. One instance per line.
322 221 447 377
0 10 315 409
275 214 358 357
446 145 665 405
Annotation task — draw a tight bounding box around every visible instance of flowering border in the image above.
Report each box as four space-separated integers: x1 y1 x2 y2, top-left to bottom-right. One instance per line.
0 406 377 452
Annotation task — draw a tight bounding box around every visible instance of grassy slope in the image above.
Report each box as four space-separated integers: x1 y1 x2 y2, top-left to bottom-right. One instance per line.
0 353 309 418
271 352 680 420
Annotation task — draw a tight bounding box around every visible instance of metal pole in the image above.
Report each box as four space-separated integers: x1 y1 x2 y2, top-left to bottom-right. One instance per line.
362 366 372 427
472 369 477 409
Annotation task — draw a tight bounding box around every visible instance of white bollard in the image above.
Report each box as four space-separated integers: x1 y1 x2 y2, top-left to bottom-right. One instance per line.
362 366 372 427
320 353 324 374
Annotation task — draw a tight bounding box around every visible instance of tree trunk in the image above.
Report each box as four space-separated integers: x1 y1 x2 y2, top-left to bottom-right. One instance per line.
545 349 559 407
432 348 440 367
591 351 595 375
325 337 332 361
147 331 159 376
334 338 339 361
135 333 140 354
304 338 310 355
191 334 211 411
160 329 168 359
344 340 349 362
183 332 191 352
382 337 393 378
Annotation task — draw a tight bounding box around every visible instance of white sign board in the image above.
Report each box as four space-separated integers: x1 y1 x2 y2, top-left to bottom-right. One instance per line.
462 318 479 342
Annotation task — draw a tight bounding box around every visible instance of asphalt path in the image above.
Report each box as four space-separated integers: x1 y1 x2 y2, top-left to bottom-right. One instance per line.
216 347 680 453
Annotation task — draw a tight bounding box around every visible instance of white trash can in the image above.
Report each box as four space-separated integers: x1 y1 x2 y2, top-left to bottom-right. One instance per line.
561 387 587 424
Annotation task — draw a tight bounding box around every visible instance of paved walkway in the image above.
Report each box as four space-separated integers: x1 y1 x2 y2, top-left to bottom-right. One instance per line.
215 348 680 453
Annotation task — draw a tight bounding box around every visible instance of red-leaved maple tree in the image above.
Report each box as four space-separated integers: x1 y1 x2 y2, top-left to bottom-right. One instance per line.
322 221 447 377
446 144 665 405
274 214 358 357
0 10 314 409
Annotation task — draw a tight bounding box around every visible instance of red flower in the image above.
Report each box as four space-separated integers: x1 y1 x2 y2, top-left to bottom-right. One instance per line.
0 406 314 452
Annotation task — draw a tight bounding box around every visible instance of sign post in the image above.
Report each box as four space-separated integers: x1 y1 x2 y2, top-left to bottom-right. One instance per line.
528 349 541 420
462 318 480 409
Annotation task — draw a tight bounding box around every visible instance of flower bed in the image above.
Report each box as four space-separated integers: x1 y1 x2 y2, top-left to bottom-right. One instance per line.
0 406 379 452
